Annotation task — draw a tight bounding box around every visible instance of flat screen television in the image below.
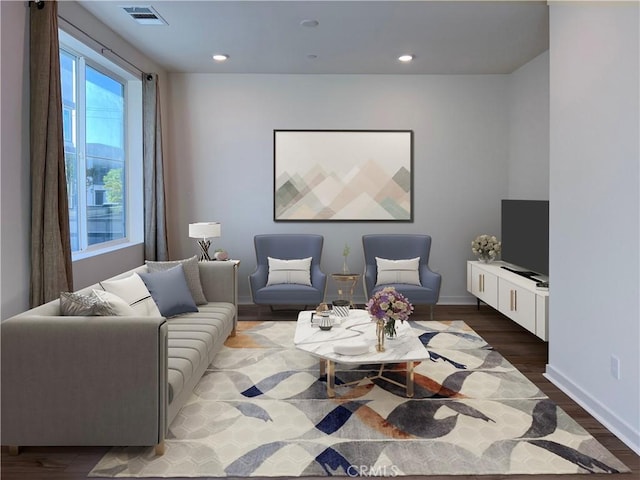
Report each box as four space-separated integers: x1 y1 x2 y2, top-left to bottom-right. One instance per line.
501 200 549 279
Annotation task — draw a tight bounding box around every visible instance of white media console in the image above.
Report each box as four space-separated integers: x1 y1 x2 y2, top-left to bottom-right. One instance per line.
466 260 548 341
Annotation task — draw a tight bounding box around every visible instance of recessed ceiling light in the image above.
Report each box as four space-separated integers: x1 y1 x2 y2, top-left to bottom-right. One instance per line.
398 54 414 62
212 54 229 62
300 19 319 27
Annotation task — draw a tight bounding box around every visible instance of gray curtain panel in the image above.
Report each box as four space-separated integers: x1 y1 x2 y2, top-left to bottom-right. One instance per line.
143 73 169 261
29 0 74 307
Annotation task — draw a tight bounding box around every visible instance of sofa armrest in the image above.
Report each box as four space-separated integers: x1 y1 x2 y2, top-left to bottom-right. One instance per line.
199 260 239 334
198 260 239 305
1 315 168 447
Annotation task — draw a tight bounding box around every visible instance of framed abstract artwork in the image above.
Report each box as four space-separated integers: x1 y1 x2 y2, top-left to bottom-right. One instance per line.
273 130 413 222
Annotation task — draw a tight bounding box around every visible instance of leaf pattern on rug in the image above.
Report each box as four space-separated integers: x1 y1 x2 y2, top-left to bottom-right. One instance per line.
521 399 559 438
233 401 273 422
314 446 354 476
224 440 286 476
315 403 356 434
241 370 305 397
386 399 494 439
427 350 468 369
527 439 623 474
412 371 468 398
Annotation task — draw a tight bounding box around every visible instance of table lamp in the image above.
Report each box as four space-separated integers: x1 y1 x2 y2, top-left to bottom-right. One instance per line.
188 222 221 261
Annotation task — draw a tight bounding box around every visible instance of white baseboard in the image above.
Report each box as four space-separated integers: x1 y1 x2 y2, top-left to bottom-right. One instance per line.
437 296 477 305
545 364 640 455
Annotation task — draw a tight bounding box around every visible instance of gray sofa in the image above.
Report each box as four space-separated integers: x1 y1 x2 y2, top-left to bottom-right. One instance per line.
1 260 238 455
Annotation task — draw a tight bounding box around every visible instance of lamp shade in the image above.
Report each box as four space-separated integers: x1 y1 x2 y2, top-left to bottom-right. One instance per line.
189 222 221 239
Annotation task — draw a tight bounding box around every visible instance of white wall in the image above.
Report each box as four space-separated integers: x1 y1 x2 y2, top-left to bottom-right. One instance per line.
1 1 31 319
547 2 640 454
508 51 550 200
165 74 511 304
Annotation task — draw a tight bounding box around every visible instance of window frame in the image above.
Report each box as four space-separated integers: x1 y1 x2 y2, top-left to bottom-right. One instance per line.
58 29 144 260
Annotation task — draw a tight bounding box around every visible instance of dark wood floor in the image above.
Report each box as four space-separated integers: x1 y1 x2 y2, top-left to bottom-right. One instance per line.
2 304 638 480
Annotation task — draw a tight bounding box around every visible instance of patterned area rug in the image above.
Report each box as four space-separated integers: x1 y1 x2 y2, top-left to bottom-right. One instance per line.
89 320 629 477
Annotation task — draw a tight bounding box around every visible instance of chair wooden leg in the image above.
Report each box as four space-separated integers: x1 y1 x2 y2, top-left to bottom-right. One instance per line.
154 441 165 456
8 446 19 456
430 304 434 321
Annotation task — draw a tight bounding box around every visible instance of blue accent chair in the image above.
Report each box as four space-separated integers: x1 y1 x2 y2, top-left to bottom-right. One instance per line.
249 234 327 308
362 234 441 320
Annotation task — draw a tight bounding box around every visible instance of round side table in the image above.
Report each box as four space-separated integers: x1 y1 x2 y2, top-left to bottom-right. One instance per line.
330 273 361 307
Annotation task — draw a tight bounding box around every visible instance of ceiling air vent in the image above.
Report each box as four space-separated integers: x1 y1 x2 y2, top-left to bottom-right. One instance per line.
121 6 167 26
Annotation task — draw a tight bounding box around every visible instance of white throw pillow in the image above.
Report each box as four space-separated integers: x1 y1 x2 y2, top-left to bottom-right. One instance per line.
266 257 312 286
375 257 421 286
100 273 162 317
92 289 138 316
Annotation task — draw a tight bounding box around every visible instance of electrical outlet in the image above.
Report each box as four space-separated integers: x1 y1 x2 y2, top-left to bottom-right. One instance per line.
610 355 621 380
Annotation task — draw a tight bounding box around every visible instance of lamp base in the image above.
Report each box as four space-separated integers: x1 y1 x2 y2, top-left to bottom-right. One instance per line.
197 239 212 261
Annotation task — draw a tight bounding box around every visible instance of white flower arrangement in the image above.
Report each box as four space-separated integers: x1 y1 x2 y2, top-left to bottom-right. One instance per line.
471 234 501 261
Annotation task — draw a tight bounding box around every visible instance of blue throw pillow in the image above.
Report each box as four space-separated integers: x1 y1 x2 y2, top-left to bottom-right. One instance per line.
139 264 198 318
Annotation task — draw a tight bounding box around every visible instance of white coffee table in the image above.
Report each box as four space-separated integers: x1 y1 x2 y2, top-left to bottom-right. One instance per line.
294 309 429 397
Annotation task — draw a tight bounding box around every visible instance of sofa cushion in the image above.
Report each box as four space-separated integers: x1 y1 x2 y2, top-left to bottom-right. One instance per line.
139 265 198 318
164 302 235 404
100 274 162 317
92 290 137 316
375 257 421 286
146 256 208 305
59 291 114 316
266 257 312 286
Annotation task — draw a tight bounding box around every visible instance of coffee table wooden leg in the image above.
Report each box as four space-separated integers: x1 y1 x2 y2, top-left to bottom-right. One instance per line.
319 359 326 377
327 360 335 398
406 361 415 398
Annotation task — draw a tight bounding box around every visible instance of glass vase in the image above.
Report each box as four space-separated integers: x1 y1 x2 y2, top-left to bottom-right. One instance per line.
477 254 494 264
384 318 397 339
375 319 385 352
342 257 350 274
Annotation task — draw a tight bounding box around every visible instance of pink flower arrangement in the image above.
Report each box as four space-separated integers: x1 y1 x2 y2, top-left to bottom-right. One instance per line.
365 287 414 337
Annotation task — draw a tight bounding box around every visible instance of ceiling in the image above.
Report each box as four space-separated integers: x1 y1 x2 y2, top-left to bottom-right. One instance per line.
76 1 549 75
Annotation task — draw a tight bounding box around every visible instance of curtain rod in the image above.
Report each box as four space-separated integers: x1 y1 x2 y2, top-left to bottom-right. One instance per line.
57 15 152 80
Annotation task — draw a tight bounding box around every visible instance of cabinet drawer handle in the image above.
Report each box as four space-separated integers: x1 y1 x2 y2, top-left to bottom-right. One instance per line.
514 290 517 311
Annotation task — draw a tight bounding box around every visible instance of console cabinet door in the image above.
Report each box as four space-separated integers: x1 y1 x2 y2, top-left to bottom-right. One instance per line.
498 278 536 334
470 264 498 309
536 295 549 341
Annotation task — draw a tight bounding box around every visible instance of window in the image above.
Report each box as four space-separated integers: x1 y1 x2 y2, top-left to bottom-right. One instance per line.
59 30 143 256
